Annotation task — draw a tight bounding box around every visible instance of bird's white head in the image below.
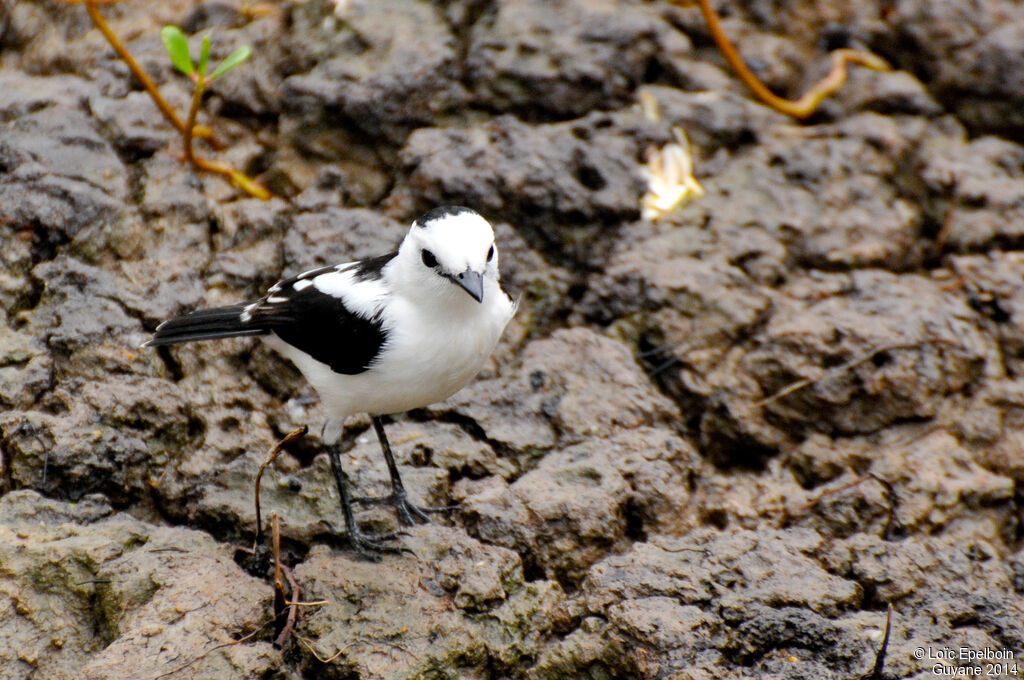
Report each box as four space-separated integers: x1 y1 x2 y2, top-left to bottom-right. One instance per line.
395 206 501 305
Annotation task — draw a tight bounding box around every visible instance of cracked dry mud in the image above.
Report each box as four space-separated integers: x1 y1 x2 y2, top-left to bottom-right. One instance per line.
2 1 1024 679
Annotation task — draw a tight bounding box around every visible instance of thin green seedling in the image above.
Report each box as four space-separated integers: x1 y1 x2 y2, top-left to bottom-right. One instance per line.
161 27 253 83
160 26 268 199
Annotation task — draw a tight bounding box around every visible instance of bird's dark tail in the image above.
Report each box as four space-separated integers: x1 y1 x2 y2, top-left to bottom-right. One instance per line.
144 302 267 347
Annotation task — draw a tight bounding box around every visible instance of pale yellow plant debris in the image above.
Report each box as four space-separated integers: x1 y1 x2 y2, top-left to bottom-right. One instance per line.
331 0 360 18
640 126 705 222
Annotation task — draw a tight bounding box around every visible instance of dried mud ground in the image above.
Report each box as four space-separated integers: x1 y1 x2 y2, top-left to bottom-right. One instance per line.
2 0 1024 678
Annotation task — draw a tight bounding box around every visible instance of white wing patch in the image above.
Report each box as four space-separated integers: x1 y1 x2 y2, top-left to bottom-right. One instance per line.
293 279 313 291
312 270 389 317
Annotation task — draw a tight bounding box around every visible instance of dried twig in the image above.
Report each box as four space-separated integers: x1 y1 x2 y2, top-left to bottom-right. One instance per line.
254 426 307 546
754 339 956 408
667 0 891 119
277 565 303 648
152 622 271 680
158 426 324 675
296 634 348 664
271 512 301 647
791 472 899 538
859 604 893 680
272 510 284 601
793 473 880 514
296 631 417 666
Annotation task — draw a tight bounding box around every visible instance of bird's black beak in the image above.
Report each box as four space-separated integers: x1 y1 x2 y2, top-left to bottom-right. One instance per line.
453 268 484 303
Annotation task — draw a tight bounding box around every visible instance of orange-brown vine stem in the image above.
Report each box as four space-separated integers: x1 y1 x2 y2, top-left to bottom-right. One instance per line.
182 73 204 166
671 0 891 119
78 0 220 146
177 65 270 199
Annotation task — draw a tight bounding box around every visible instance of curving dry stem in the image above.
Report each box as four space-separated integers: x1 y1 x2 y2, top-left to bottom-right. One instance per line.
669 0 892 119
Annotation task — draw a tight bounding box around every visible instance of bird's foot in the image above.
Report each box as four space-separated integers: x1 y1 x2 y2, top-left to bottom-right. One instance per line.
345 524 409 560
352 491 457 526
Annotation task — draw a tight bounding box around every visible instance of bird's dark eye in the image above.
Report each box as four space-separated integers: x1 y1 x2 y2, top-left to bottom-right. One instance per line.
421 249 438 268
487 245 495 262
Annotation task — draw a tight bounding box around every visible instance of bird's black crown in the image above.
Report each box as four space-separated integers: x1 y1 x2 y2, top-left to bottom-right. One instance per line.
415 205 475 227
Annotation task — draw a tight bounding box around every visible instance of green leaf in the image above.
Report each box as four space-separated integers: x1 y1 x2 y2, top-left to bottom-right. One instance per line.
208 45 252 82
198 35 211 80
161 26 194 76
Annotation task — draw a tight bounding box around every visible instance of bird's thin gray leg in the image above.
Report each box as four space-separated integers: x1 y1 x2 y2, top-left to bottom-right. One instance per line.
326 443 401 558
362 416 452 525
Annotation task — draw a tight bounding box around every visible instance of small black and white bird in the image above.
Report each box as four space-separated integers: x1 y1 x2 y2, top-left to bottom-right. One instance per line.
146 206 516 555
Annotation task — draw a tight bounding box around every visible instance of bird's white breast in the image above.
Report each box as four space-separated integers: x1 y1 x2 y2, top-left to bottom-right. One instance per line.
262 278 513 439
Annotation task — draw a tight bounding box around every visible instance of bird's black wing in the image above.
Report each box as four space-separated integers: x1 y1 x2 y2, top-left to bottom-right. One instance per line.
147 254 397 376
247 256 395 375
